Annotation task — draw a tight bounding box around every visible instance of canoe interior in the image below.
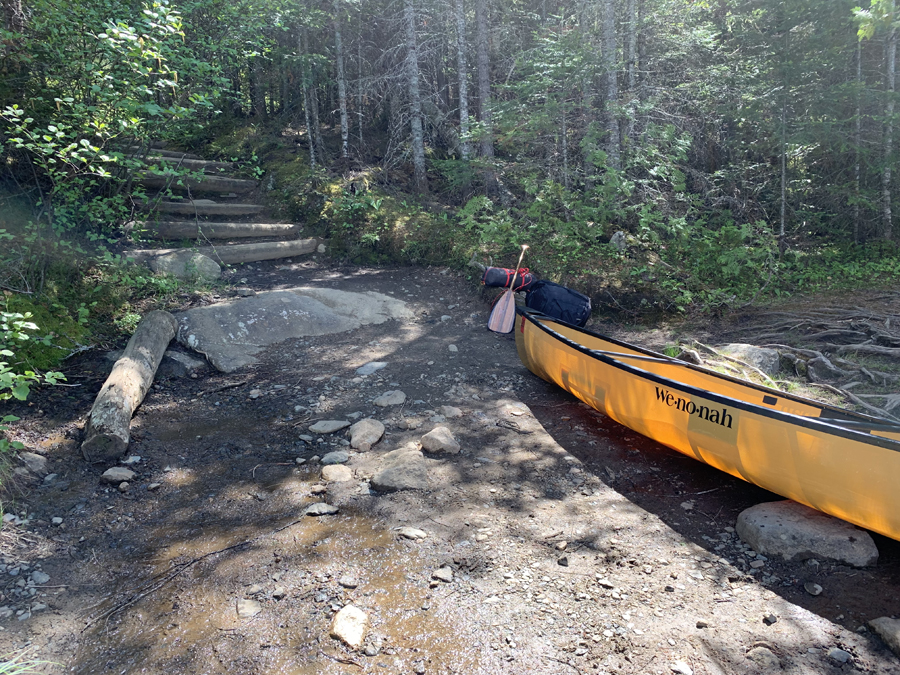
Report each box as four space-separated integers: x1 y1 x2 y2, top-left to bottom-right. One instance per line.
515 308 900 541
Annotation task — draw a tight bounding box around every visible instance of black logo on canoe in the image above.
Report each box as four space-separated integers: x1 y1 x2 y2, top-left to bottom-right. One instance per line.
655 387 733 428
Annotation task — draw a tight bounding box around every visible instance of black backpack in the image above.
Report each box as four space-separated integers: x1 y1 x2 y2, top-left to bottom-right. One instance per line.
525 280 592 327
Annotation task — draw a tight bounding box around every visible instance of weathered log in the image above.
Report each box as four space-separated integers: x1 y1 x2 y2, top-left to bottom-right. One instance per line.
125 146 202 160
81 311 178 464
136 172 258 194
139 221 300 240
143 157 234 173
127 238 319 265
138 200 265 217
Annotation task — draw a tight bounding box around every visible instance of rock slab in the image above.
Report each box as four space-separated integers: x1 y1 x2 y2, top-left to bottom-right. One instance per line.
736 500 878 567
101 467 136 484
420 426 460 454
349 418 385 451
236 598 262 618
331 604 369 649
309 420 350 434
371 445 428 492
176 287 412 373
373 390 407 407
322 465 353 482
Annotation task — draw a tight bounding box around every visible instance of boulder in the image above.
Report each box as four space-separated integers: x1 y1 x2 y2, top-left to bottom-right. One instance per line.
373 390 407 407
322 465 353 482
101 467 136 484
148 251 221 281
736 500 878 567
19 452 48 476
717 343 781 375
371 444 429 492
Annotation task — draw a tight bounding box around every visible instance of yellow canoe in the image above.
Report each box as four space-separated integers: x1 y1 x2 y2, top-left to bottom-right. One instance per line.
515 308 900 541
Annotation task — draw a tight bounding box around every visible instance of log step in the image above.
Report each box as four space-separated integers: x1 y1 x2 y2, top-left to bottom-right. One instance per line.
139 221 300 240
137 173 258 194
128 238 319 265
126 146 202 160
143 157 234 173
139 200 265 217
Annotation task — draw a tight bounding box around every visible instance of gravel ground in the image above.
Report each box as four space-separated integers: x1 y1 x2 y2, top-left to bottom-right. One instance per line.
1 260 899 674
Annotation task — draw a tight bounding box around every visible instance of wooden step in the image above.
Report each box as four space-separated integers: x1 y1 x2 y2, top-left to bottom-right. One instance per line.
143 157 234 173
126 146 202 160
128 238 319 265
139 221 300 240
138 200 265 217
137 172 258 194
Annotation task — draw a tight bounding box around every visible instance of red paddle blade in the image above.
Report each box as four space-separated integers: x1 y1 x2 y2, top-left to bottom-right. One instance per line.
487 290 516 333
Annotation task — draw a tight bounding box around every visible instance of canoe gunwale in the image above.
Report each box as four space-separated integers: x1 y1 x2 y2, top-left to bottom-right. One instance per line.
517 308 900 452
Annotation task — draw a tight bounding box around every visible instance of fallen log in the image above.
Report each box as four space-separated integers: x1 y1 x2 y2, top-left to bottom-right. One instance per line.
136 172 258 194
126 238 319 265
138 200 265 217
81 311 178 464
138 221 300 240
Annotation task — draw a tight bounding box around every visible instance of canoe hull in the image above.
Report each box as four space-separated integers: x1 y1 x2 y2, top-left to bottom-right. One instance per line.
516 309 900 542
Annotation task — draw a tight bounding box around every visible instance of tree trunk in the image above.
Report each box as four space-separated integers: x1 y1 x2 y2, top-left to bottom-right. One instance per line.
81 311 178 463
335 12 350 160
601 0 620 170
2 0 25 33
625 0 637 91
454 0 471 160
475 0 493 159
404 0 428 192
855 38 862 243
251 56 267 119
303 28 325 164
883 3 896 241
780 97 787 254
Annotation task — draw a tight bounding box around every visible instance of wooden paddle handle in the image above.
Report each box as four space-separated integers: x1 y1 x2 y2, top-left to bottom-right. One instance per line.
508 244 529 292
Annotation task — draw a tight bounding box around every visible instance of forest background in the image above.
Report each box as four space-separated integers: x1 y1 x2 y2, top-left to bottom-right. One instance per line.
1 0 900 409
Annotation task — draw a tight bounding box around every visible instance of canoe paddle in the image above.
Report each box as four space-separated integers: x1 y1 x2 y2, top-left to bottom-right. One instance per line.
487 244 529 334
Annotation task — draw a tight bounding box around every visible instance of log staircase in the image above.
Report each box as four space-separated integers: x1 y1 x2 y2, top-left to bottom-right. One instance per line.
126 145 317 278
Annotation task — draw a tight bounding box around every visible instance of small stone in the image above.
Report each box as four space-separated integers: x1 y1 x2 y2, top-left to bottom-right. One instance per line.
371 444 429 492
870 617 900 656
763 614 778 625
249 389 262 399
558 556 569 567
439 406 463 419
696 619 709 629
373 390 407 407
100 467 135 484
305 503 339 517
30 571 50 585
148 483 162 491
118 481 130 492
43 473 57 484
448 344 458 352
322 465 353 482
555 541 568 551
804 582 823 596
750 560 765 569
398 527 428 540
432 567 454 583
827 647 852 665
349 418 385 451
272 587 287 600
331 604 369 649
236 598 262 618
321 451 350 465
51 517 63 526
670 661 693 675
246 584 264 595
364 643 380 657
441 315 452 322
17 611 30 621
122 455 141 465
310 484 327 494
356 362 388 376
420 426 461 454
339 576 359 589
309 420 351 434
19 452 48 476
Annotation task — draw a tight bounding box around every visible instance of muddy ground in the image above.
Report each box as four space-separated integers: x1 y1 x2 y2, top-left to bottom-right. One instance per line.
2 259 900 675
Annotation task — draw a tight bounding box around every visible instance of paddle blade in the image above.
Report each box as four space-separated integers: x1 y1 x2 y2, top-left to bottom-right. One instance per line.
487 290 517 333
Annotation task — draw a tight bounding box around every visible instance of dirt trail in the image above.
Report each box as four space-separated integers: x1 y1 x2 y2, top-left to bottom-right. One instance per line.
2 260 900 674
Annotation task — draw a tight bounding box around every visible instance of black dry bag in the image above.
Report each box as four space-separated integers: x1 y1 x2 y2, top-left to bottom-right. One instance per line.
525 281 592 327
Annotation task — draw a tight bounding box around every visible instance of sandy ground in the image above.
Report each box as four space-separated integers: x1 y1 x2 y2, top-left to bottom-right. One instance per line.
1 260 900 675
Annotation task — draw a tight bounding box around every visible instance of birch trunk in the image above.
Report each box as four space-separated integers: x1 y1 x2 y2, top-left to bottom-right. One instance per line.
2 0 25 32
475 0 494 159
601 0 620 170
335 12 350 160
454 0 471 160
404 0 428 192
883 4 896 241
